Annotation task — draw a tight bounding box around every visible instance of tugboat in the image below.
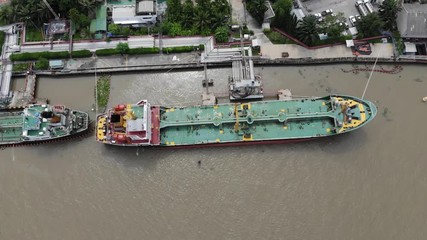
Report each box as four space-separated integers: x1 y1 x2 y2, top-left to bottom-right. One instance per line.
0 104 89 145
96 95 377 147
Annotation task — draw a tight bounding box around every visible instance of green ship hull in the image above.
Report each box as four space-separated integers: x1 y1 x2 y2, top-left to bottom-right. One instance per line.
96 95 377 147
0 104 89 145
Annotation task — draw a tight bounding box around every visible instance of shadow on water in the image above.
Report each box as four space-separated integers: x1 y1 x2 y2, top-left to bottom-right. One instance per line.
100 144 177 169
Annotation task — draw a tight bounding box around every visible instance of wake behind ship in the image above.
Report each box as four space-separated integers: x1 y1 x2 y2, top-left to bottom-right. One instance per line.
0 104 89 145
96 95 377 147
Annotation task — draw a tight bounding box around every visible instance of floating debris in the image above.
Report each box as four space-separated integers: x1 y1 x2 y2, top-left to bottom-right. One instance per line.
341 65 403 74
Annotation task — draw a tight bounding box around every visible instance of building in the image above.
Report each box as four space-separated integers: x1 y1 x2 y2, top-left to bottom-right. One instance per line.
90 5 107 37
397 3 427 55
44 19 70 41
109 0 157 27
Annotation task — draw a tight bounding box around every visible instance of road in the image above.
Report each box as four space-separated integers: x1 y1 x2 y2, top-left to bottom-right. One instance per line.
0 24 19 96
19 36 211 53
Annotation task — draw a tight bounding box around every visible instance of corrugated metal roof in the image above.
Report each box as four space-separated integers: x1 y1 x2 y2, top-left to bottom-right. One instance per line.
404 42 417 53
137 1 155 13
90 5 107 33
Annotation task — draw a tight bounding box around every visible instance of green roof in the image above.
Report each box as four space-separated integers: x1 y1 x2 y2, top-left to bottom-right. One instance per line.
90 5 107 33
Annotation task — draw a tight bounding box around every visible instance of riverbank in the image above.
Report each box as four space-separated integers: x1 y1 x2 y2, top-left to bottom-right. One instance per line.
10 43 427 77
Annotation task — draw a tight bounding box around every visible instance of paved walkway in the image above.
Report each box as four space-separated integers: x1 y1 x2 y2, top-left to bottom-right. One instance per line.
261 43 395 59
230 0 272 45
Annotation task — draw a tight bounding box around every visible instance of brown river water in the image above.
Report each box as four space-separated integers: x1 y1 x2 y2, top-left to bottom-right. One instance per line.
1 64 427 240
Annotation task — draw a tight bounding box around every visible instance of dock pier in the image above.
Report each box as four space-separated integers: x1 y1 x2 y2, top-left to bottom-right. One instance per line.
8 69 38 108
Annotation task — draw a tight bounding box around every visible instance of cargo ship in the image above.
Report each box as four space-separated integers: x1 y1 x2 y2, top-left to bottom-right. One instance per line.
0 104 89 145
96 95 376 147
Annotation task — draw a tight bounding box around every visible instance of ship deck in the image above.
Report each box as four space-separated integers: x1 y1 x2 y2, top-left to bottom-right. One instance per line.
158 96 376 146
0 114 23 143
159 97 339 146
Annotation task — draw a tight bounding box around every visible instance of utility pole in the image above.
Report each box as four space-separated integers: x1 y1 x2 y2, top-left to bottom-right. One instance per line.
42 0 60 20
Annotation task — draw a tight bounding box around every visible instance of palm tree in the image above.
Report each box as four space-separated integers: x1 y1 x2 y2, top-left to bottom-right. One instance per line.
78 0 98 14
356 13 384 38
0 5 13 25
181 0 195 29
379 0 402 31
296 15 319 46
193 9 212 32
246 0 268 25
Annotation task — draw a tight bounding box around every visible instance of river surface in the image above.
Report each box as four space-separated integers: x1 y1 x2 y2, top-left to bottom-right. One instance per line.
1 64 427 240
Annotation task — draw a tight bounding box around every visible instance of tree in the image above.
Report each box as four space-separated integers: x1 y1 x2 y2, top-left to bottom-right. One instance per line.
318 12 346 38
356 13 384 38
166 0 182 22
78 0 98 13
0 4 13 25
215 26 229 43
169 22 182 37
379 0 402 31
246 0 268 25
272 0 297 34
181 0 195 29
193 9 212 32
116 42 129 55
296 15 319 45
108 24 120 35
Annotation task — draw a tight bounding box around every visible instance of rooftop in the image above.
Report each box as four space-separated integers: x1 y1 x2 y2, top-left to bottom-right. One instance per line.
90 5 107 33
398 4 427 38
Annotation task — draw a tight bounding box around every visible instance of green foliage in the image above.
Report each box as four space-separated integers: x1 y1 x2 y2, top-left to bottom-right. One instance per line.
13 63 30 72
163 46 197 53
71 50 92 58
166 0 183 22
181 0 195 28
128 47 160 55
95 48 119 56
356 13 384 38
264 31 295 44
393 31 404 55
246 0 268 25
10 51 69 61
169 22 183 37
0 32 4 55
96 75 110 111
215 26 229 43
69 8 91 29
108 24 120 35
0 0 101 27
116 42 130 55
272 0 297 35
25 28 44 42
35 57 49 70
0 4 13 25
36 58 49 70
165 0 230 36
296 15 319 45
318 13 346 38
379 0 402 31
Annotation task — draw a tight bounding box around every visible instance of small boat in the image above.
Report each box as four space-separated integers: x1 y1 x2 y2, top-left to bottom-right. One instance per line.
0 104 89 145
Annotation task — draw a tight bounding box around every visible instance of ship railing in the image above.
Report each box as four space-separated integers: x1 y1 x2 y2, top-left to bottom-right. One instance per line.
160 112 336 128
